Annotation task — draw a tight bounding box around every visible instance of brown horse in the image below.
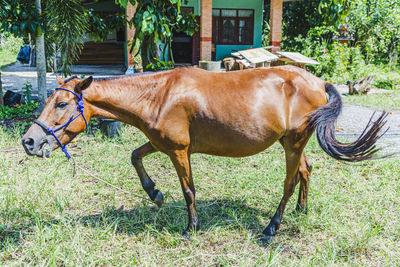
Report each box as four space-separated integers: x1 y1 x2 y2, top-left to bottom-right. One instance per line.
22 66 387 242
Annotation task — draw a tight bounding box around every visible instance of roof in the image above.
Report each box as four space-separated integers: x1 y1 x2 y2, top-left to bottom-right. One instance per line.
238 48 279 64
276 52 320 65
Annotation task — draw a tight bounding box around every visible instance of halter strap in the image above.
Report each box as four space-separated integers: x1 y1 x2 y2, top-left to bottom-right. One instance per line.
34 87 88 159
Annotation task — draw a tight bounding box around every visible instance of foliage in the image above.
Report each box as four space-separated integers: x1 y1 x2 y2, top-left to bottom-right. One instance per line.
0 0 126 76
0 46 18 71
0 33 24 54
22 81 33 104
117 0 198 68
0 0 45 37
0 102 38 120
145 58 174 71
293 32 400 89
275 0 341 49
0 0 89 76
276 0 400 88
318 0 350 25
44 0 88 76
85 8 127 42
346 0 400 65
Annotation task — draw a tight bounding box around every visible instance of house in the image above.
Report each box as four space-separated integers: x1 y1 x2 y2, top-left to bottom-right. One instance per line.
78 0 288 67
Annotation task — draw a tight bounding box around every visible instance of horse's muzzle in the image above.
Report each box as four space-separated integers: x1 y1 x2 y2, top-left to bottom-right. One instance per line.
22 136 52 158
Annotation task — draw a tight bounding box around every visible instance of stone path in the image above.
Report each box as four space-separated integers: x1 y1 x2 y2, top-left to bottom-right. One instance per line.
1 62 124 99
337 104 400 153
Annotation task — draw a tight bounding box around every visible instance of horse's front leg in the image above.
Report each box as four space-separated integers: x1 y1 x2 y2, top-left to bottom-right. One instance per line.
131 142 164 207
169 148 199 238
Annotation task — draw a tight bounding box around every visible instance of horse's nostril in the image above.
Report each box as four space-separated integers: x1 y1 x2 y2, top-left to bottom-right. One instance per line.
24 138 34 146
22 138 35 152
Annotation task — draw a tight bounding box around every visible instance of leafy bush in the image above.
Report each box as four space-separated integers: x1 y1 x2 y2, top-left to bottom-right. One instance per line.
347 0 400 66
146 58 174 71
0 102 38 120
274 0 400 88
373 69 400 90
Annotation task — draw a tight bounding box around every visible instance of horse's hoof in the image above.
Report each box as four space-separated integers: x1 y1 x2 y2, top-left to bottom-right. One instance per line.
153 190 164 208
260 234 274 245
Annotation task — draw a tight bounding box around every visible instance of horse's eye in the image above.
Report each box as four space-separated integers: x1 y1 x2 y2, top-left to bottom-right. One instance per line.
56 102 68 109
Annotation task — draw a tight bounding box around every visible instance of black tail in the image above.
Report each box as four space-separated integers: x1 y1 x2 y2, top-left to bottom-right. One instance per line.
308 83 388 162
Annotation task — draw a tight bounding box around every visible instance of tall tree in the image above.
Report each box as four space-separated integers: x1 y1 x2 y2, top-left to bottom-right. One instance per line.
0 72 3 105
0 0 47 107
0 0 88 109
45 0 88 75
35 0 47 109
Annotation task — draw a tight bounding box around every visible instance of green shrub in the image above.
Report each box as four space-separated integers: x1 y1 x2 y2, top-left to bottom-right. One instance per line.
146 58 174 71
0 102 38 120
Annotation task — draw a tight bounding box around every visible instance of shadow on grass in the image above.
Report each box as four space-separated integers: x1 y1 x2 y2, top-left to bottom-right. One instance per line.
1 199 304 249
78 198 273 236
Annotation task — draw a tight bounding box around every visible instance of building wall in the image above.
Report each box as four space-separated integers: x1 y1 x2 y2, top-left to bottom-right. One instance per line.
183 0 264 61
78 0 126 65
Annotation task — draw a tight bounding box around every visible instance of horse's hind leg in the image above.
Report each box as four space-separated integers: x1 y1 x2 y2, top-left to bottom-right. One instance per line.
295 153 312 213
131 142 164 207
262 132 312 243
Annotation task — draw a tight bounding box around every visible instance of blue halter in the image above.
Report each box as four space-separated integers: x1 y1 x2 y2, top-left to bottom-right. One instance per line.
34 87 88 159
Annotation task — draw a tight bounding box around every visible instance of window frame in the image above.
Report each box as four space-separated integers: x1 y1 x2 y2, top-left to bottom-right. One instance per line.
212 8 254 46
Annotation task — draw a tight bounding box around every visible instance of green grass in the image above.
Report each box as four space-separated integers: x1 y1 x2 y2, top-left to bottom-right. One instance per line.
343 91 400 111
0 48 17 71
1 125 399 265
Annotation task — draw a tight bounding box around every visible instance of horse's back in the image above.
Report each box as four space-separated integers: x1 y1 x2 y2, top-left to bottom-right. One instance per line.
157 66 327 156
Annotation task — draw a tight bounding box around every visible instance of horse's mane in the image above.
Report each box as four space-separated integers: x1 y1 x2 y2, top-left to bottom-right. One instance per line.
63 67 193 83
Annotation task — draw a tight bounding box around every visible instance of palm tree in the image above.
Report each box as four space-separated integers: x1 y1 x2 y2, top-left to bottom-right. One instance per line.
0 0 87 108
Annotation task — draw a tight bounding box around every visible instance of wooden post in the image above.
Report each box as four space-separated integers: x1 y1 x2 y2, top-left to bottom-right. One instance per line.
269 0 283 52
200 0 212 61
126 2 137 66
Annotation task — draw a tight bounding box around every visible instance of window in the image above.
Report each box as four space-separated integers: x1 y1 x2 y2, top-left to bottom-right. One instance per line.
212 9 254 45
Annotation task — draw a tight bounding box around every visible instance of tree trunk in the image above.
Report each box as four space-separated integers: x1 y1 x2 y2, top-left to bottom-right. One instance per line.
35 0 47 111
348 75 375 95
0 72 3 105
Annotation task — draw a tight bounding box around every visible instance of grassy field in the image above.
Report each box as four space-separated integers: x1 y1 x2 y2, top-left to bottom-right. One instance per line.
343 91 400 111
0 125 399 265
0 49 17 71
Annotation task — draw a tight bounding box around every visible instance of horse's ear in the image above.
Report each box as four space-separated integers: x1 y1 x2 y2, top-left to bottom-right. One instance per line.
75 76 93 93
56 76 64 85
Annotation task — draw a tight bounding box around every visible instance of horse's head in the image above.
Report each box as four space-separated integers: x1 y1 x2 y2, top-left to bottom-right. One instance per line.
22 76 93 158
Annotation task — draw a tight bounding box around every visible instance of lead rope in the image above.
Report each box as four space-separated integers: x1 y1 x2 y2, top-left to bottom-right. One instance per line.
40 88 214 209
68 157 221 210
69 157 158 204
68 156 187 209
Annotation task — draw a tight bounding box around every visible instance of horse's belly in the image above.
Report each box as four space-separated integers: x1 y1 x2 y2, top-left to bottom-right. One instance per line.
189 121 281 157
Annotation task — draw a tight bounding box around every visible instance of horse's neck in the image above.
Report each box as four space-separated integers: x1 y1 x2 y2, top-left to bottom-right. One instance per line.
85 74 168 127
